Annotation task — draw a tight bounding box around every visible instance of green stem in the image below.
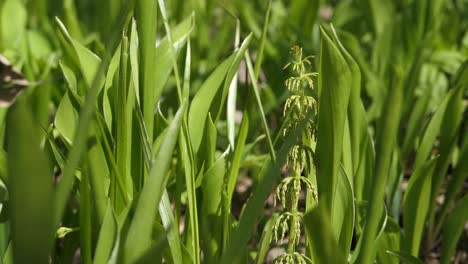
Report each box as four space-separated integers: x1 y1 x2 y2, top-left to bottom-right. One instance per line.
287 173 300 253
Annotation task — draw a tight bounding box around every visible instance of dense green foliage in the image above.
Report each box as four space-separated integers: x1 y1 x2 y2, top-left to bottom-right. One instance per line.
0 0 466 263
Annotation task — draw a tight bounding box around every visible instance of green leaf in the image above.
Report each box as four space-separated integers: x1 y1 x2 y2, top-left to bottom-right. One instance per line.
255 214 276 264
26 30 53 59
212 34 252 122
244 51 275 162
153 14 194 103
136 0 158 141
6 98 54 264
356 68 403 263
80 162 92 263
55 92 79 143
94 202 120 264
304 204 347 263
200 149 228 262
386 251 424 264
402 158 437 256
53 0 136 235
440 195 468 264
332 165 355 257
376 217 401 264
315 25 351 216
159 191 183 264
412 88 457 169
436 138 468 234
124 101 186 263
189 34 252 153
1 0 27 49
55 17 104 88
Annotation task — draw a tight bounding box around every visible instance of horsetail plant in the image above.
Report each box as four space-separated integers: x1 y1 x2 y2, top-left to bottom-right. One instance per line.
272 46 318 264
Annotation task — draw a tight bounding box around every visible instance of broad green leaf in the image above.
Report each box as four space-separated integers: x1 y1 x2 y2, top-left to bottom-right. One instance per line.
401 92 430 160
201 148 229 262
124 101 186 263
87 143 110 224
94 202 120 264
367 0 394 35
332 166 355 257
202 149 229 213
440 195 468 264
413 86 457 169
60 62 78 93
189 34 251 153
6 98 54 264
53 0 136 233
304 204 347 264
189 54 234 151
376 217 400 264
402 158 437 256
212 34 252 122
2 242 12 264
323 27 360 257
55 17 104 88
255 214 276 264
1 0 27 49
26 30 52 59
315 26 351 215
429 84 465 212
153 14 194 103
198 114 217 171
55 92 79 143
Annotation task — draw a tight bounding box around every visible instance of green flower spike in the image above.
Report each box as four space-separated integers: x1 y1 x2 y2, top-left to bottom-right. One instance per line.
274 252 313 264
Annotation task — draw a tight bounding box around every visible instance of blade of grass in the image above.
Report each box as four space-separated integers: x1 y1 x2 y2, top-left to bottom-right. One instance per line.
80 161 92 264
159 191 183 264
227 20 241 148
136 0 158 142
178 128 200 264
253 0 271 79
244 51 275 162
